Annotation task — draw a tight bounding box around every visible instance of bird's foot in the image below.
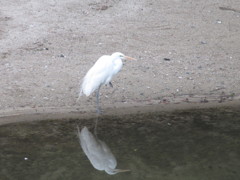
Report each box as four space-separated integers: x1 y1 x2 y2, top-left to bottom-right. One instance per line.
109 82 113 88
96 107 104 115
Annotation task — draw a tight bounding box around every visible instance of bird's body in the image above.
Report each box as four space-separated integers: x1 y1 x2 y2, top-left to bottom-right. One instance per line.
80 54 123 96
78 52 136 113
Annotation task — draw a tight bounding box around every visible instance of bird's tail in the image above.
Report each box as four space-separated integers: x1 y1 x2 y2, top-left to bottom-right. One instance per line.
76 89 83 102
76 77 85 103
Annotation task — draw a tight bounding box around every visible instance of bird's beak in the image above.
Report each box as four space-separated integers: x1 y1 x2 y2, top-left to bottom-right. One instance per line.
114 169 131 173
124 56 137 61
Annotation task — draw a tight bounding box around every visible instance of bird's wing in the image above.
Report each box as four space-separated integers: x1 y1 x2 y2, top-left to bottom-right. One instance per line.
80 55 113 96
91 55 112 72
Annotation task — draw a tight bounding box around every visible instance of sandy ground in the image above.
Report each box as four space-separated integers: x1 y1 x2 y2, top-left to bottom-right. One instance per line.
1 0 240 120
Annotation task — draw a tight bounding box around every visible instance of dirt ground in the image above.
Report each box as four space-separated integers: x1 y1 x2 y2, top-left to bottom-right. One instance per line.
0 0 240 119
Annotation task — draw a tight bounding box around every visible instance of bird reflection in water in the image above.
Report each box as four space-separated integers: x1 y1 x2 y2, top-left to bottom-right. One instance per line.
77 125 130 175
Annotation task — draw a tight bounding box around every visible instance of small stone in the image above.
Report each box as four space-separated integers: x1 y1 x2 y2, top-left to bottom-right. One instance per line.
98 5 109 11
164 58 171 61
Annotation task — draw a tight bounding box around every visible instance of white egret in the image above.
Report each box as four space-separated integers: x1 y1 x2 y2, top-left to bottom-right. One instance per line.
78 52 136 113
77 126 130 175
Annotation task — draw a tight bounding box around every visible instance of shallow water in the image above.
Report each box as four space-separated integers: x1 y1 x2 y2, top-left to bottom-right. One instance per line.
1 106 240 180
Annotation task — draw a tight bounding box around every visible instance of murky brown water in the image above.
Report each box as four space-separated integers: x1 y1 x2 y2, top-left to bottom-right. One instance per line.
0 106 240 180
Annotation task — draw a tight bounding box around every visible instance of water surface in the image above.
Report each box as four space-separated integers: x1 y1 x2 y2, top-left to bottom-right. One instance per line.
1 106 240 180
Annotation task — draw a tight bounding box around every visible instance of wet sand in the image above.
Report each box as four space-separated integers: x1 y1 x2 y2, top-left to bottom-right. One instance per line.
0 100 240 126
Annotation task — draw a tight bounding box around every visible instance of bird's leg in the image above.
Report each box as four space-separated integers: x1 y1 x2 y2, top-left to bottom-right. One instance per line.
94 116 99 137
96 86 102 114
109 82 113 88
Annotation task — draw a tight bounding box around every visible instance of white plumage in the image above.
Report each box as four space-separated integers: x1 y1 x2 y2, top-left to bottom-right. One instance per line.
78 52 136 113
80 52 124 97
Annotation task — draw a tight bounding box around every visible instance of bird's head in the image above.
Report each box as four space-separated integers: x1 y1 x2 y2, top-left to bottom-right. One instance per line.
105 168 131 175
111 52 136 61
